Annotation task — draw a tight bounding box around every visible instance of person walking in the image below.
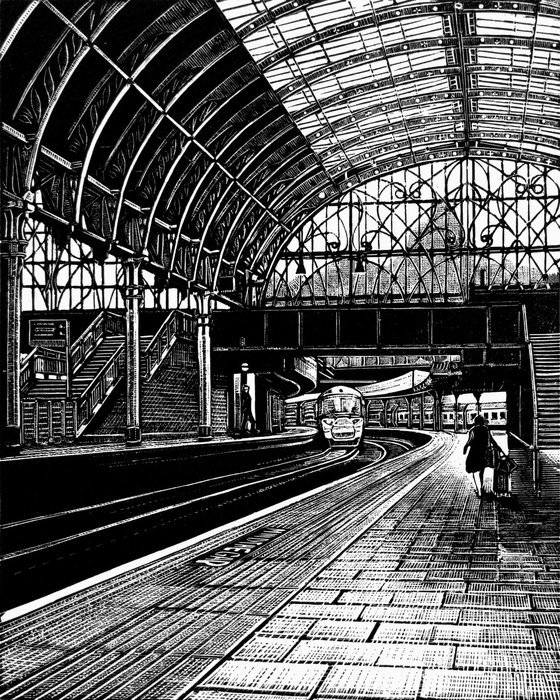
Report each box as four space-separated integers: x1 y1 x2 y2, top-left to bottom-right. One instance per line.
463 414 497 497
240 385 256 436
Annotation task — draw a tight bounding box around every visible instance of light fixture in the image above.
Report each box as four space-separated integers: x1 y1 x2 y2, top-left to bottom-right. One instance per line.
296 255 307 276
354 254 366 275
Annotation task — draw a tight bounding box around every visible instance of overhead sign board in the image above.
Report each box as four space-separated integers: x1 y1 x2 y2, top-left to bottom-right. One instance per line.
29 319 69 348
361 370 431 397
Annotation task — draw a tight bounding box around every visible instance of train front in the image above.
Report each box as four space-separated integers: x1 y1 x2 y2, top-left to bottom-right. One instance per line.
318 386 364 447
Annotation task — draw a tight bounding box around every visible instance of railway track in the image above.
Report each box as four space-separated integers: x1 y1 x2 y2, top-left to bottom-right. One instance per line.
1 444 374 609
0 433 452 699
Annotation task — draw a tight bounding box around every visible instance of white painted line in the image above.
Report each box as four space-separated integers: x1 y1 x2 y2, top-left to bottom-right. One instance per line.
1 450 353 562
3 449 331 529
0 437 433 623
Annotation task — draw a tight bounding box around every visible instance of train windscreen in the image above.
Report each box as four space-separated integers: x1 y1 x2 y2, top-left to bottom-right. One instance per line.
319 395 361 416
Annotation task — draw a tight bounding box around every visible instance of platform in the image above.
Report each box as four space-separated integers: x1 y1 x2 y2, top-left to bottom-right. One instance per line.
1 433 559 699
0 427 317 463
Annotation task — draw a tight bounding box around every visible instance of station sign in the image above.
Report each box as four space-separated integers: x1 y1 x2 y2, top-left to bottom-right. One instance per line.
361 370 431 397
29 319 69 348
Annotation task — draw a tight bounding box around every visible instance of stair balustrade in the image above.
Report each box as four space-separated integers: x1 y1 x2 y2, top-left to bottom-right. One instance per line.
144 310 194 380
71 311 126 373
522 305 540 493
21 347 38 392
76 345 125 435
21 347 67 394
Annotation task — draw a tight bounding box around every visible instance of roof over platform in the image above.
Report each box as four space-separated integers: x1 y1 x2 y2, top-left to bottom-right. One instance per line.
1 0 559 300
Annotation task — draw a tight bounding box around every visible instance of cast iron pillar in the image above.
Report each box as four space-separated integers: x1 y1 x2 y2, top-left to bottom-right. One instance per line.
195 291 213 440
473 390 482 419
433 389 443 431
1 204 28 454
406 397 413 429
123 257 144 446
419 393 425 430
453 391 460 433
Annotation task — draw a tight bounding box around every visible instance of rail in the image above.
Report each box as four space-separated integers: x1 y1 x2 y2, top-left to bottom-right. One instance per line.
69 312 105 373
21 311 126 394
143 309 193 380
76 345 125 435
21 346 66 390
521 304 540 493
20 347 39 392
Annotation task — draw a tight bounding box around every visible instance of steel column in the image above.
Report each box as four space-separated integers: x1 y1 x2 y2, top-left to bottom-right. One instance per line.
195 291 213 440
123 257 144 446
0 204 27 454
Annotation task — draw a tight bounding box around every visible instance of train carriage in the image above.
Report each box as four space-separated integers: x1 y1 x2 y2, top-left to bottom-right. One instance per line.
318 386 365 447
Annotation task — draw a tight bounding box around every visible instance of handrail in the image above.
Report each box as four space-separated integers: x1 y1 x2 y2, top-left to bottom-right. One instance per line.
507 430 533 451
143 310 194 380
521 304 540 493
21 347 39 391
76 344 125 434
104 310 127 335
70 311 105 373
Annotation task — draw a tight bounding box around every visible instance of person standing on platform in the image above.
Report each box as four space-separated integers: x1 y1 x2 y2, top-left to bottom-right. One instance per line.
463 414 497 497
240 385 256 436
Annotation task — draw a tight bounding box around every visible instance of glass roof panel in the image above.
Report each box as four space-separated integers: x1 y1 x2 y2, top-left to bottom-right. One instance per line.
214 0 559 175
477 12 537 37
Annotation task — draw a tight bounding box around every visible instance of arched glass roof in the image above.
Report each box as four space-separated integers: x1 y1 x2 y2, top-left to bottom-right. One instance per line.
1 0 558 301
220 0 559 181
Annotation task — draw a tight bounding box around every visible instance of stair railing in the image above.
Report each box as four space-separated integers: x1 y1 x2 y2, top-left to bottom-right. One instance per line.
144 310 194 380
70 310 126 373
104 310 127 336
21 347 39 392
521 305 540 494
70 312 105 373
76 344 125 435
21 347 67 393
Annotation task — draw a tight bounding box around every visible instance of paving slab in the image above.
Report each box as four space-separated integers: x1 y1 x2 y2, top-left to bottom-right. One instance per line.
1 432 559 700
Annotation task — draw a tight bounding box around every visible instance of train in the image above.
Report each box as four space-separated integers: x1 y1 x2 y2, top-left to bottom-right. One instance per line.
286 389 507 433
285 385 366 447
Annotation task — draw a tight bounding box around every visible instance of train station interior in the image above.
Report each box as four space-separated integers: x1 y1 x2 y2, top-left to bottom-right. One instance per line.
1 0 559 697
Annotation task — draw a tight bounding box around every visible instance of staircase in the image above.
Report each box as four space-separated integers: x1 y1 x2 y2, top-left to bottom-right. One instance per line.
530 332 560 450
25 336 125 400
21 312 127 443
21 310 195 445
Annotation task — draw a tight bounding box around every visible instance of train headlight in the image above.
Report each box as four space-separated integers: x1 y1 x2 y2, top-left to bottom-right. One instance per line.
322 418 334 426
351 418 362 424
